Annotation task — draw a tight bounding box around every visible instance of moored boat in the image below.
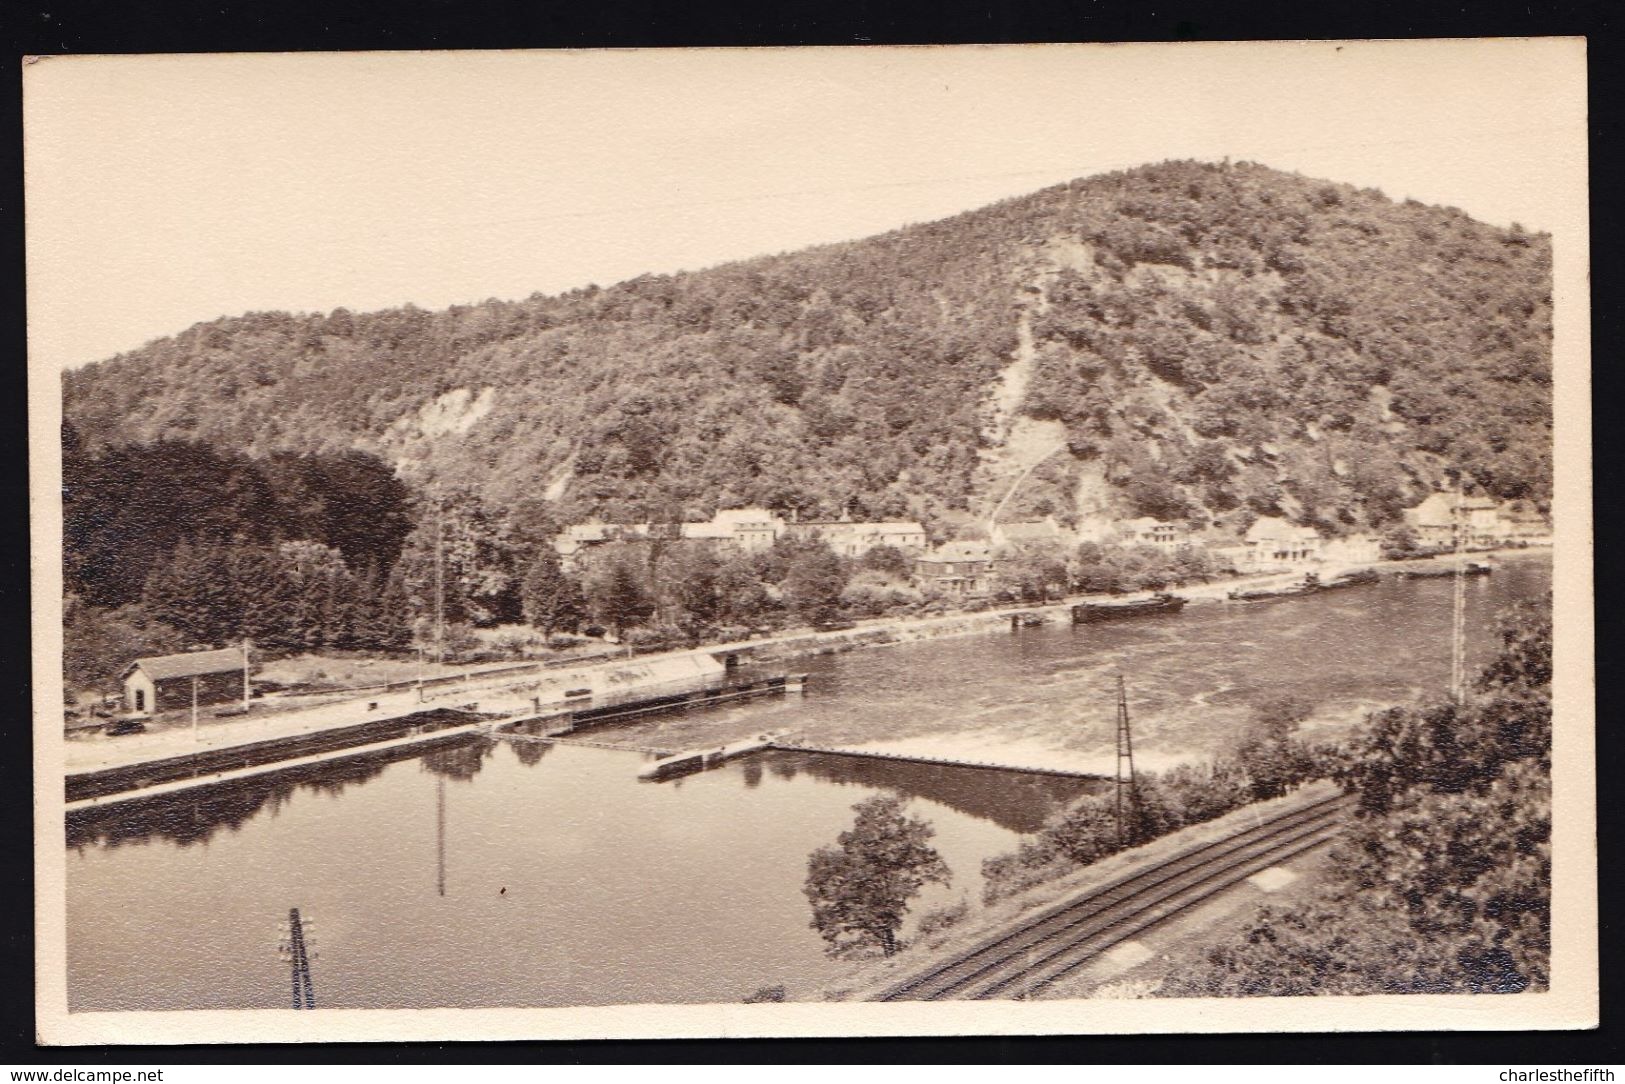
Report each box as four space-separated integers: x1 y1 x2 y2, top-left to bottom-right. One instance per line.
1322 568 1381 589
1071 593 1188 623
1398 561 1493 580
1227 574 1321 602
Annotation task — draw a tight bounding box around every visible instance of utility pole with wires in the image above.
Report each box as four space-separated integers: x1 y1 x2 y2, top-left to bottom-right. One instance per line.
436 774 447 897
434 491 446 665
1114 673 1141 849
275 908 317 1010
1450 482 1470 704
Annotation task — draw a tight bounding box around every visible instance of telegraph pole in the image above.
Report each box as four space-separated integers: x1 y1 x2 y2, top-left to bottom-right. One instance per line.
1450 483 1469 704
276 908 317 1009
1114 674 1140 849
434 493 445 665
242 638 252 711
191 675 199 742
436 775 446 897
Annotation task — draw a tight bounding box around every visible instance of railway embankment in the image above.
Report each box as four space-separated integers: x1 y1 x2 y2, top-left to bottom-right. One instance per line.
808 779 1345 1003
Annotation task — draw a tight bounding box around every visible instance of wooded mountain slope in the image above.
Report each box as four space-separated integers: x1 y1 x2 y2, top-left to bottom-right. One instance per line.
62 160 1552 536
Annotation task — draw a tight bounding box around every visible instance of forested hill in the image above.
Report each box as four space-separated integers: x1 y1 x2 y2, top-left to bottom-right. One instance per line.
62 159 1552 536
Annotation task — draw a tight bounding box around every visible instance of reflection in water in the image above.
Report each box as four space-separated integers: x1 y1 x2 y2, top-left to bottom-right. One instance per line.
764 750 1102 834
65 558 1551 1011
420 734 496 782
66 736 476 852
510 736 554 767
68 777 299 852
67 751 392 851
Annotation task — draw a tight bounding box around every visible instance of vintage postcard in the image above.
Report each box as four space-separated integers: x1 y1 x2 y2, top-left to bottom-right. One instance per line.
28 40 1595 1043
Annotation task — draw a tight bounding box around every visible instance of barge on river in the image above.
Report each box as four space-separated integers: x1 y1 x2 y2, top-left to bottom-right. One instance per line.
1227 575 1321 602
1320 568 1382 589
1398 561 1494 580
1071 593 1189 623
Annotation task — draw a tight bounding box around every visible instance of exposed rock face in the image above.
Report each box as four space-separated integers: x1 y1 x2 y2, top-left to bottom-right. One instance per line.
64 159 1551 534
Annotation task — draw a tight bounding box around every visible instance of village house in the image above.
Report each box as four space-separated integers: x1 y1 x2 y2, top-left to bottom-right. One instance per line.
1460 496 1503 546
1208 542 1254 573
1498 499 1552 543
122 647 245 716
1237 517 1323 571
688 507 786 552
553 536 586 569
788 518 928 558
553 519 657 567
1320 532 1383 567
989 516 1066 550
913 540 996 597
557 507 787 563
559 506 929 562
1404 493 1503 548
1114 517 1190 554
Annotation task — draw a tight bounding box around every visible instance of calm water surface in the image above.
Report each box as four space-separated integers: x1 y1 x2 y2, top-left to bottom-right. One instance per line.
66 554 1549 1010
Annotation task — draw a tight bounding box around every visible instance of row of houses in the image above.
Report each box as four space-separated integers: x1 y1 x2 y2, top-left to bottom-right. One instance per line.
1402 494 1551 548
555 507 927 566
551 489 1549 593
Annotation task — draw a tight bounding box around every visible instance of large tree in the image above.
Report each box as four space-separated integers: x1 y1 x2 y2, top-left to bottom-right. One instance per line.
520 549 586 636
660 545 724 639
778 539 849 626
995 539 1070 602
803 793 951 957
1233 695 1318 800
588 554 655 635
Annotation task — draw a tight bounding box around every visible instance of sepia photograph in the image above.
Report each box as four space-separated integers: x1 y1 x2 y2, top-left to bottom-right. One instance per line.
26 40 1594 1043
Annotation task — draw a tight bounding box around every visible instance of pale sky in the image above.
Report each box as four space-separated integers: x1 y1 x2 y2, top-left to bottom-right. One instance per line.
24 39 1588 375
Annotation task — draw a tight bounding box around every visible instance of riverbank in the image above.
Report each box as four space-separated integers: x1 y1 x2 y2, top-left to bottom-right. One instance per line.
731 544 1545 664
586 546 1549 774
60 546 1547 787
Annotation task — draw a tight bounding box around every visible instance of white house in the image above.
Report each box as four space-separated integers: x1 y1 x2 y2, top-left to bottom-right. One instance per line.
1404 492 1503 548
1320 533 1382 567
706 507 785 552
791 520 927 557
1115 517 1190 554
1498 499 1551 543
990 517 1066 549
1239 517 1323 570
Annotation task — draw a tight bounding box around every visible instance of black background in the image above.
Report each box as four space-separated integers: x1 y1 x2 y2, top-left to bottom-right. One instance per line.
0 0 1616 1065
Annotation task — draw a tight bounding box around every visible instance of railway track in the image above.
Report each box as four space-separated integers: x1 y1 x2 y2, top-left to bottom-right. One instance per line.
874 788 1354 1001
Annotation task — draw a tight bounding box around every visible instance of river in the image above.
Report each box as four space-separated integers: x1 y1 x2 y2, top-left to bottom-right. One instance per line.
64 552 1549 1011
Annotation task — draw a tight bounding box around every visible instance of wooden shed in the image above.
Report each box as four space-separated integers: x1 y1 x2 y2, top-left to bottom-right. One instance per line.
122 648 244 716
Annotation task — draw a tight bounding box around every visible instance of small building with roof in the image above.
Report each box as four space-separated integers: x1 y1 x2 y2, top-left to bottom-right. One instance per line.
708 507 785 552
788 519 928 558
990 517 1066 550
1239 517 1323 570
1404 492 1504 548
1320 532 1382 567
1498 499 1551 543
1114 517 1190 554
913 540 996 597
122 647 245 716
